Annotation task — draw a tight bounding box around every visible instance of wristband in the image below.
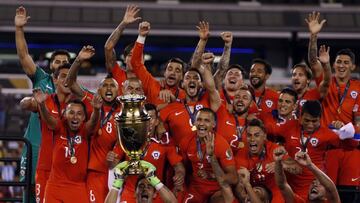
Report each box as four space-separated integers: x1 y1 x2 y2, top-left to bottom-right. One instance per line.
112 179 124 191
154 182 164 191
147 176 161 187
137 35 146 44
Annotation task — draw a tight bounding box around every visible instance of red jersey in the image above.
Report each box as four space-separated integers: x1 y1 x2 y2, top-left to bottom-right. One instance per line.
47 121 89 185
117 138 182 202
159 92 211 151
37 94 67 171
315 76 360 126
112 63 127 96
216 104 247 152
274 120 357 198
131 42 186 105
254 87 279 114
185 133 235 188
235 141 285 203
88 104 121 173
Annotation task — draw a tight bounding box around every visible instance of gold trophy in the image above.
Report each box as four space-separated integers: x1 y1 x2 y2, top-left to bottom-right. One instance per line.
115 94 150 175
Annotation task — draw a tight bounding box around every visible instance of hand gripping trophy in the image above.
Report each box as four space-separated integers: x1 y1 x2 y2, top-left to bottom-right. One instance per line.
115 94 150 175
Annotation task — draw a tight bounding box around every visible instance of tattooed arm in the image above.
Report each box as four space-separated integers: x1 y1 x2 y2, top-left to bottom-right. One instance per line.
104 5 141 72
214 32 233 89
190 21 209 69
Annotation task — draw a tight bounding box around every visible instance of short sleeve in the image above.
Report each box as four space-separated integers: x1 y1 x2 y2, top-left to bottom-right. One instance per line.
31 66 49 86
216 138 235 168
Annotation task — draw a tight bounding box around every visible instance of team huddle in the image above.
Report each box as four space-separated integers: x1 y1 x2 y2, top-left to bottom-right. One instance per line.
14 4 359 203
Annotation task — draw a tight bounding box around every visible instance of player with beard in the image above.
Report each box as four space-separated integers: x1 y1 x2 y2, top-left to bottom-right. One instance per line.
105 161 177 203
307 12 360 202
183 108 237 203
14 7 71 202
249 58 279 114
107 103 185 203
216 86 252 152
105 5 141 95
33 90 101 202
20 64 78 203
131 21 186 108
234 119 301 203
160 53 221 153
259 88 298 143
274 148 341 203
271 100 358 200
292 45 331 115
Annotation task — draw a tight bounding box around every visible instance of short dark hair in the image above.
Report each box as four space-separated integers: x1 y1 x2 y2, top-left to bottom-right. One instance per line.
280 87 298 103
252 58 272 75
336 48 355 64
292 63 313 80
185 68 203 81
145 103 158 116
195 107 217 125
50 49 70 63
67 99 88 121
246 118 266 133
124 43 135 58
224 64 246 78
301 100 322 118
53 63 71 78
165 58 186 75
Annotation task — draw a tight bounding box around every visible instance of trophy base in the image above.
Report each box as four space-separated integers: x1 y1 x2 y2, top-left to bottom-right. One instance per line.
127 159 143 175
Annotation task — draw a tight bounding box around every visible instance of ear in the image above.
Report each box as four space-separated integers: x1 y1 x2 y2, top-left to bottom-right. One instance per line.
351 64 356 71
265 74 270 80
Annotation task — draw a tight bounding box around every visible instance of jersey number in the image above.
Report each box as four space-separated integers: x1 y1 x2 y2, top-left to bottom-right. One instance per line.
106 122 112 134
64 146 75 158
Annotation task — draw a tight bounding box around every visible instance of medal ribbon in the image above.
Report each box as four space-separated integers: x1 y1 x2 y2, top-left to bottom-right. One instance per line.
222 87 232 105
100 104 117 128
300 128 317 152
196 138 204 162
184 101 196 126
335 80 350 112
255 89 266 108
233 113 245 141
66 129 76 158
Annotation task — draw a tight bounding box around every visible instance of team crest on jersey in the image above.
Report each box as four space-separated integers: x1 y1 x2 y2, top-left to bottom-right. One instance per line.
195 104 204 111
300 99 306 106
265 100 273 108
310 138 319 147
350 91 358 99
152 151 160 160
225 148 233 160
74 135 82 144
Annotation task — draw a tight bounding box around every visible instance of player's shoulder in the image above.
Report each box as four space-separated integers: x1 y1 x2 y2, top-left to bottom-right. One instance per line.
350 78 360 90
266 87 280 97
160 100 184 112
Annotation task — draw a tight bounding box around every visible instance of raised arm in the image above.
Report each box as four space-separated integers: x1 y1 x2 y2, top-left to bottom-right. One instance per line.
104 5 141 72
33 89 57 129
14 6 36 76
65 45 95 98
295 151 340 203
200 53 221 112
140 161 177 203
190 21 209 69
317 45 332 98
205 133 235 203
20 96 37 112
238 167 262 203
273 146 296 203
105 161 129 203
305 11 326 79
85 94 102 135
214 32 233 89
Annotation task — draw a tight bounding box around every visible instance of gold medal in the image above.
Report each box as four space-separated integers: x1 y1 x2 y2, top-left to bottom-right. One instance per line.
98 129 102 135
337 108 341 114
191 126 197 131
70 156 77 164
238 142 245 148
